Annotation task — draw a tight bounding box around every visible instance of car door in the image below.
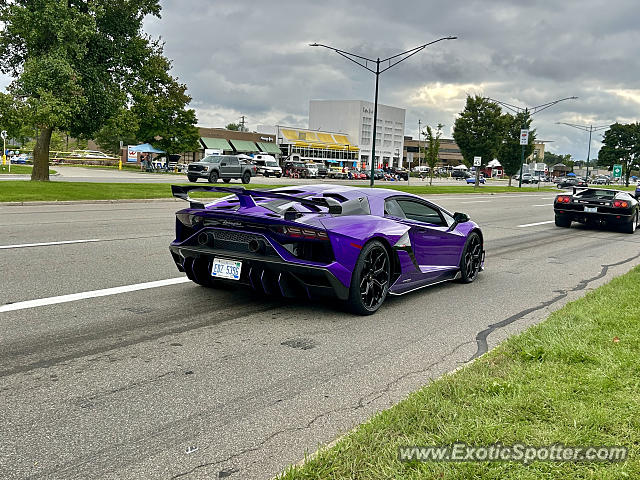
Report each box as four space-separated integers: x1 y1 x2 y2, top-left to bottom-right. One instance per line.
385 197 464 276
227 156 241 177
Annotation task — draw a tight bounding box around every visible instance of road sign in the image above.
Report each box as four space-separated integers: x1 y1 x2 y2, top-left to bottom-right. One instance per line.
613 164 622 179
519 129 529 145
127 147 138 163
473 156 481 167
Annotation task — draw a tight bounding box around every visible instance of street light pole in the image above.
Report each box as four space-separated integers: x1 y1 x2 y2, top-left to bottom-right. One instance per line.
556 122 608 179
310 36 457 187
488 96 578 188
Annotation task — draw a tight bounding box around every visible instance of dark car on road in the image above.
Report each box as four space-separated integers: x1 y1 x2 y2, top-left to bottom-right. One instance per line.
554 187 639 233
187 155 256 184
388 167 409 181
556 177 587 188
452 169 471 179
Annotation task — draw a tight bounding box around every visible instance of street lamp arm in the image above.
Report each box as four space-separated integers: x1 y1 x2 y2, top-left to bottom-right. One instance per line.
530 96 578 115
309 43 376 63
378 36 457 73
486 98 522 114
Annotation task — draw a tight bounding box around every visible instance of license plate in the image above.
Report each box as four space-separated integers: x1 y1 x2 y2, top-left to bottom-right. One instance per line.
211 258 242 280
584 206 598 213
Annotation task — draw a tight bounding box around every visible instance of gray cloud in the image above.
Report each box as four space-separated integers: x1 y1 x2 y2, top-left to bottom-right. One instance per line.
3 0 637 161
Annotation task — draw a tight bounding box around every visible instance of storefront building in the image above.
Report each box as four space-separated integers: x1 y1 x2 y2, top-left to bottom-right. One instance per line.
402 136 464 170
308 100 405 169
271 126 359 167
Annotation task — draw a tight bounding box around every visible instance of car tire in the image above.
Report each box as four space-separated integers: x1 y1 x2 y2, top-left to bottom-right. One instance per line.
208 171 218 183
223 178 231 183
622 211 638 234
555 215 571 228
347 240 390 315
187 176 198 183
276 174 282 178
264 172 269 177
457 232 483 283
241 172 251 184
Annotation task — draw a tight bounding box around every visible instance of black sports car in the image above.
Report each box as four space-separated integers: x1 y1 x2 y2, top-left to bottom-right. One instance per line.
554 187 639 233
556 177 588 188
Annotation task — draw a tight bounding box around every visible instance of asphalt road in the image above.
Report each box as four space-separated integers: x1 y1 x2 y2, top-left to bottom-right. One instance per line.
1 191 639 479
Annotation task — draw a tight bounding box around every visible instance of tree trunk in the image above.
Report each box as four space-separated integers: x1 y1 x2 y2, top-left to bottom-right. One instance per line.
508 176 512 187
430 172 433 186
31 127 53 181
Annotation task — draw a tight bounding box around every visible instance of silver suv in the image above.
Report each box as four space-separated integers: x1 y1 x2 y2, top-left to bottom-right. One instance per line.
187 155 257 184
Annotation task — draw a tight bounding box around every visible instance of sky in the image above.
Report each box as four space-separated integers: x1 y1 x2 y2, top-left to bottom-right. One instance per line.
4 0 638 161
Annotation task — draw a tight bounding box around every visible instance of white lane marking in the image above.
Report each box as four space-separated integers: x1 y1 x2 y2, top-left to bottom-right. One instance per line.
460 200 491 204
518 220 555 228
0 277 190 313
532 204 554 207
0 239 102 250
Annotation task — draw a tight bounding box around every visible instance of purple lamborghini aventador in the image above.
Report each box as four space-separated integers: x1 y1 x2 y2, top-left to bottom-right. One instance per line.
170 184 484 315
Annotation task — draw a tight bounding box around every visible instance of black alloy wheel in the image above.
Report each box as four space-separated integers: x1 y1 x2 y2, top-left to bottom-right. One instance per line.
187 176 198 183
458 232 482 283
242 172 251 184
348 240 390 315
208 171 219 183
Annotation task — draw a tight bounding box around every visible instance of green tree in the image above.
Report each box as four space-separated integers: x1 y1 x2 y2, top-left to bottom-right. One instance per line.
0 0 163 181
453 96 505 170
226 123 240 131
132 52 199 156
497 111 535 186
598 122 640 186
421 123 442 185
94 108 140 154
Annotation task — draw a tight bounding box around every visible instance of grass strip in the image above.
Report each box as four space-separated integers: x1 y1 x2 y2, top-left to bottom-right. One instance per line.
279 265 640 479
0 181 562 202
0 165 57 175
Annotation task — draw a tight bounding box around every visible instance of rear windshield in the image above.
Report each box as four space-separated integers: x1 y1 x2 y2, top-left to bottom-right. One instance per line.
576 189 618 200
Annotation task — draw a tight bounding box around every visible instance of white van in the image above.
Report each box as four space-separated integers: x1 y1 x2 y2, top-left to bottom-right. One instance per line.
253 154 282 177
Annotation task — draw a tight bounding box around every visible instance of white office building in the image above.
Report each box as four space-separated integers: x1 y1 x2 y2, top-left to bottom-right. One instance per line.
309 100 406 169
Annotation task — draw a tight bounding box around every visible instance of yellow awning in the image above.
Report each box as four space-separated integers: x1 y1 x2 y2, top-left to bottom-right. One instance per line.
317 133 336 144
303 132 319 142
328 144 346 150
311 143 327 149
282 129 300 141
333 134 349 144
293 141 310 147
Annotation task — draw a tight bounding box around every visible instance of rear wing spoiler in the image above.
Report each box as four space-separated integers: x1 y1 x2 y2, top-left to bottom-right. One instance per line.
171 185 342 214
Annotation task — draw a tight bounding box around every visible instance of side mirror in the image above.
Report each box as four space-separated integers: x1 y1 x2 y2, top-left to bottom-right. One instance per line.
449 212 470 231
453 212 470 223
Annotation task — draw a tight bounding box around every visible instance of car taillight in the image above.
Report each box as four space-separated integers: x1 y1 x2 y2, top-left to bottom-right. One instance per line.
556 195 572 203
613 200 629 208
275 225 329 241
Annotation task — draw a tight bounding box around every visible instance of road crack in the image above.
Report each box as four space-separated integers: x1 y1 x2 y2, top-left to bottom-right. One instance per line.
469 252 640 360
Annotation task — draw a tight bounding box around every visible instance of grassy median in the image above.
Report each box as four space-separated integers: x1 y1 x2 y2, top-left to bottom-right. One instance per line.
279 265 640 479
0 165 57 175
0 180 561 202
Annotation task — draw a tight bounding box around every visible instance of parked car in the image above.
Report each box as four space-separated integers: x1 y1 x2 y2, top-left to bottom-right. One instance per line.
452 169 471 179
389 167 409 181
253 155 282 177
170 184 484 314
327 166 348 179
593 175 611 185
307 162 327 178
187 155 256 184
68 150 119 160
348 169 367 180
284 161 311 178
466 176 486 184
554 187 639 233
519 173 539 184
556 177 588 188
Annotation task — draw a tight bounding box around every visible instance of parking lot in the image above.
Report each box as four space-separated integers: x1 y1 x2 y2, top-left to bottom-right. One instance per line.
2 189 639 479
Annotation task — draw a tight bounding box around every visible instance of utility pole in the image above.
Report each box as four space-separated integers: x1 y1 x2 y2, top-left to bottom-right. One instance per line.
487 96 578 187
310 36 457 187
418 119 422 168
556 122 608 179
239 116 247 132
